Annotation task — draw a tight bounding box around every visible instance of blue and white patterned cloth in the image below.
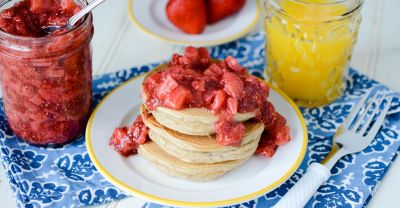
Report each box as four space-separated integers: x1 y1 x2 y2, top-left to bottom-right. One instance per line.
0 33 399 208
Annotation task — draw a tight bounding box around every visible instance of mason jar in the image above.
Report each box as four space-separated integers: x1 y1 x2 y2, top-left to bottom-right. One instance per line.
0 0 94 145
265 0 363 107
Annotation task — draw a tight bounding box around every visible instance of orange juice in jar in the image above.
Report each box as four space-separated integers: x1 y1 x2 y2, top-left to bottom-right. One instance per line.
265 0 363 107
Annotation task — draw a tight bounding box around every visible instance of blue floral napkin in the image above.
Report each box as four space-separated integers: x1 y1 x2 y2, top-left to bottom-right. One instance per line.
0 33 399 208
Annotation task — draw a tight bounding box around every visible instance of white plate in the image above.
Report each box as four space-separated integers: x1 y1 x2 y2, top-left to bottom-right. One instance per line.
128 0 262 46
86 74 308 207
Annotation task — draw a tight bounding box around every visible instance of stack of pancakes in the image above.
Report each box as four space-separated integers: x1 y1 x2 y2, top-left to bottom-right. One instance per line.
138 65 264 181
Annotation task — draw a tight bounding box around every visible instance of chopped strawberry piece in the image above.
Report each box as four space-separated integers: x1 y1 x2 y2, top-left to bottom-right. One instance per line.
211 90 227 113
183 46 199 61
226 97 238 114
204 63 223 76
156 74 179 100
192 79 206 91
163 86 191 110
198 47 211 65
166 0 206 34
31 0 52 11
215 118 245 146
206 0 246 24
128 115 149 145
275 112 287 126
182 46 210 68
109 127 138 157
225 56 245 74
255 101 277 130
203 90 217 104
61 0 78 11
274 125 290 145
256 131 277 157
223 71 244 98
109 115 149 157
146 72 162 87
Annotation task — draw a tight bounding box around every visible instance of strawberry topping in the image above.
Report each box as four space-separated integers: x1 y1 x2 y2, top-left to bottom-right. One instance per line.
0 0 81 37
109 115 149 157
141 47 290 155
166 0 207 34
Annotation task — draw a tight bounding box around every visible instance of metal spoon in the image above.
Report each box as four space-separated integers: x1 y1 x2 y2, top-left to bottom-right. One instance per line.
42 0 106 34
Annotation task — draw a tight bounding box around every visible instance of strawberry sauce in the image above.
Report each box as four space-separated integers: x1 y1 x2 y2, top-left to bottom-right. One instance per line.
0 0 93 145
109 115 148 157
143 47 289 152
110 47 290 157
0 0 80 37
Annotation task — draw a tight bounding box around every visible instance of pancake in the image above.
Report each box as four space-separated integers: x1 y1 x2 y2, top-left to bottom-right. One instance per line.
142 63 258 136
150 106 257 136
141 105 264 163
138 141 251 181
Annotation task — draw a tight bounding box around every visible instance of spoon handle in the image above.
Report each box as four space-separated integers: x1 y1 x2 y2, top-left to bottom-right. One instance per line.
67 0 106 28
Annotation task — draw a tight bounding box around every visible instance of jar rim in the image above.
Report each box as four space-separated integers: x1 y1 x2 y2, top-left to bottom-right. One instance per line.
285 0 351 6
267 0 364 23
0 0 90 42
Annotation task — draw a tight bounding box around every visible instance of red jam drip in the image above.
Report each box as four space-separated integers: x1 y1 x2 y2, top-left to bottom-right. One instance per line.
255 102 291 157
0 0 80 37
109 115 149 157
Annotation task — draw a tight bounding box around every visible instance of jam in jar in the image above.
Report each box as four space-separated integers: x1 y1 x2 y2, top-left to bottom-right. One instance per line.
0 0 94 145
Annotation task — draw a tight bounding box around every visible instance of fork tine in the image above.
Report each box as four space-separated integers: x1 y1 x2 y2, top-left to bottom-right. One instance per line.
353 93 382 130
0 0 10 7
343 88 373 128
350 91 379 130
358 95 385 134
366 96 393 138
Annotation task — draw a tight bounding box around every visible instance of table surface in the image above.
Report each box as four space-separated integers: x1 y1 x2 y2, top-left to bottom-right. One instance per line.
1 0 400 207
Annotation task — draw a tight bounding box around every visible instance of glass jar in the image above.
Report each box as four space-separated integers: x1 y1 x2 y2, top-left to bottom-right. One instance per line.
0 0 94 145
265 0 363 107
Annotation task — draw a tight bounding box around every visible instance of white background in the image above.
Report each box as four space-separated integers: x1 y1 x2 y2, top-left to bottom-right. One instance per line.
1 0 400 207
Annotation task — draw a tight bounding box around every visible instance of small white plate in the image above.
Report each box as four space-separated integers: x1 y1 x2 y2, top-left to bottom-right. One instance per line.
86 74 308 207
128 0 262 46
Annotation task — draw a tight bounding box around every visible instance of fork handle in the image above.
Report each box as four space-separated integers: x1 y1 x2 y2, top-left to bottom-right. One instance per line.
274 163 331 208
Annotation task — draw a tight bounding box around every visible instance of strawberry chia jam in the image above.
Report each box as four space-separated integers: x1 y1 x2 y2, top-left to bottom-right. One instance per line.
0 0 93 145
110 47 290 157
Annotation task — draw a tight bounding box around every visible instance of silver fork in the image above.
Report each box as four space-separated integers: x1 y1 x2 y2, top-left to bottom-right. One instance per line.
0 0 11 8
275 89 393 208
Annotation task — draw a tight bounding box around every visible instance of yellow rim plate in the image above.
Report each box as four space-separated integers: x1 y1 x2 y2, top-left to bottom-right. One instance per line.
86 72 308 207
128 0 262 46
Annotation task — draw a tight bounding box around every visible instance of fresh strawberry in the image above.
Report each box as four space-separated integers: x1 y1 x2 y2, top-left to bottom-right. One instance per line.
166 0 207 34
222 71 244 98
206 0 246 24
